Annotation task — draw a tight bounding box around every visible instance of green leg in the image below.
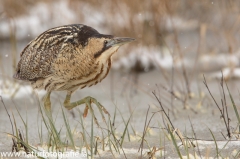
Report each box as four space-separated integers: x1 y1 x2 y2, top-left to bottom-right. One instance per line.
64 91 109 126
43 91 53 119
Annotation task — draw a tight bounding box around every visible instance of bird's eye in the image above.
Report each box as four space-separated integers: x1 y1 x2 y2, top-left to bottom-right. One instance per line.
104 40 108 45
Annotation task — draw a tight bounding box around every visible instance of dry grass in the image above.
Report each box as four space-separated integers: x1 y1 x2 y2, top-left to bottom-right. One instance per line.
1 0 240 73
1 0 240 62
1 1 240 158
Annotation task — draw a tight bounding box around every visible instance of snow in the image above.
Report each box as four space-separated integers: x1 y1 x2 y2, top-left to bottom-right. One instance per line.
162 16 199 32
16 139 240 158
0 1 77 40
112 46 193 71
206 68 240 79
112 46 164 70
189 140 240 150
199 53 239 68
0 1 198 40
0 80 45 99
32 145 164 159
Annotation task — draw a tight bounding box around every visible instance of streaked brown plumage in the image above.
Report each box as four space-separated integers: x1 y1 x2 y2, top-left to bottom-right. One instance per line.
13 24 134 122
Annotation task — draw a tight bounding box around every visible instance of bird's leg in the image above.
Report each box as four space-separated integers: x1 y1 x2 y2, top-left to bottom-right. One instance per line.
64 91 109 126
43 91 53 119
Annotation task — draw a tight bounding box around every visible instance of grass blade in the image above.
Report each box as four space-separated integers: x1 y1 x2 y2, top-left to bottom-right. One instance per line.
61 105 76 150
168 124 183 159
120 111 134 146
208 128 221 158
226 84 240 124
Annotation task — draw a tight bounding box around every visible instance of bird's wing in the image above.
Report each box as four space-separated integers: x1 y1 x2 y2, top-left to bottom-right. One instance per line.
13 25 77 81
13 24 99 81
13 42 61 81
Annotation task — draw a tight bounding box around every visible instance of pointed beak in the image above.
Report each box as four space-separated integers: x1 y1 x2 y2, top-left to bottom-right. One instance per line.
106 37 135 47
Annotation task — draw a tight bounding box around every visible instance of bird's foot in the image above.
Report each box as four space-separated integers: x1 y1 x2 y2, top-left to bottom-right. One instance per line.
64 96 109 126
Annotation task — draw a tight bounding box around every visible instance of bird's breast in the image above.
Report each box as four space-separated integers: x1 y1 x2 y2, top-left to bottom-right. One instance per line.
54 59 112 91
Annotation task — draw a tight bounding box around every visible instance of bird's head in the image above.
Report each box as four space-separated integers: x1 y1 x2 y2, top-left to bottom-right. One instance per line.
87 36 134 62
76 25 134 63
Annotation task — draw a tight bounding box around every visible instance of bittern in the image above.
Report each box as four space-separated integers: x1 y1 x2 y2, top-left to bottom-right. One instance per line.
13 24 134 123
